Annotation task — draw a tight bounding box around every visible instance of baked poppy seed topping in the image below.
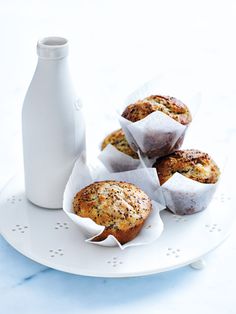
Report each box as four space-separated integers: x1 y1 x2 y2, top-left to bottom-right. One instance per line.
122 95 192 125
153 149 220 185
73 181 152 244
101 129 138 159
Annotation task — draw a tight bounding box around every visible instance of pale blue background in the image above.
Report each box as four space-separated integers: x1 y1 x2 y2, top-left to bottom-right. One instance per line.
0 0 236 313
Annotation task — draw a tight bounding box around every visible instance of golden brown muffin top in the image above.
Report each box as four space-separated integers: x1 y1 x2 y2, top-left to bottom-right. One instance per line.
153 149 220 185
73 181 152 231
101 129 138 159
122 95 192 125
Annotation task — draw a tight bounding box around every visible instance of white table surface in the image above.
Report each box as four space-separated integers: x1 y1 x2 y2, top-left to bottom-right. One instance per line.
0 0 236 313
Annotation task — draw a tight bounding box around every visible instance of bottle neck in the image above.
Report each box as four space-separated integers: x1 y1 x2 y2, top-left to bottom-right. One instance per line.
36 37 70 77
33 37 73 93
35 56 69 78
37 56 68 66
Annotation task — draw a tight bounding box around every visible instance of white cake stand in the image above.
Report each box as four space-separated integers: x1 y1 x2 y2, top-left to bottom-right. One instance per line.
0 174 234 277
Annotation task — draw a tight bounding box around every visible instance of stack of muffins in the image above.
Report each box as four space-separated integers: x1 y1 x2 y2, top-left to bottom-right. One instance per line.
102 94 219 183
72 93 220 245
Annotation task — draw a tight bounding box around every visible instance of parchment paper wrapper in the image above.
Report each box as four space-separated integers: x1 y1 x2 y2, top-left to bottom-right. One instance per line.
119 112 187 158
98 144 155 172
119 79 200 158
63 154 165 249
161 172 218 215
98 144 140 172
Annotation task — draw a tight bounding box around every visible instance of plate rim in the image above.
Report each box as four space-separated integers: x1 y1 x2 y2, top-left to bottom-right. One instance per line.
0 225 232 278
0 175 234 278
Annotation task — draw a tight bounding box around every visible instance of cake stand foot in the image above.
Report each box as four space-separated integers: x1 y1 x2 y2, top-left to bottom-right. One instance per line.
190 258 206 270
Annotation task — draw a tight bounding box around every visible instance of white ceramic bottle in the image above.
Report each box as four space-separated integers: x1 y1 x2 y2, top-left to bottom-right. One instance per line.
22 37 85 209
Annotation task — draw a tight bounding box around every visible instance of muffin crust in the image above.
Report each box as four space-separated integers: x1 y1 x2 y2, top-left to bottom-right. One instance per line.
101 129 138 159
122 95 192 125
153 149 220 185
73 181 152 244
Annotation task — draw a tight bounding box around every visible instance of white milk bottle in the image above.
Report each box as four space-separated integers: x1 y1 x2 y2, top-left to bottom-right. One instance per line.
22 37 85 208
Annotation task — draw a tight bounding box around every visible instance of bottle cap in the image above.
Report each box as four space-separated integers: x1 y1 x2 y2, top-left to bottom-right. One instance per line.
37 37 69 59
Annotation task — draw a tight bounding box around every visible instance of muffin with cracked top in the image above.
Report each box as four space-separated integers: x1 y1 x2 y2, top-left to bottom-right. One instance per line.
122 95 192 125
73 181 152 244
101 129 138 159
153 149 220 215
121 95 192 157
153 149 220 185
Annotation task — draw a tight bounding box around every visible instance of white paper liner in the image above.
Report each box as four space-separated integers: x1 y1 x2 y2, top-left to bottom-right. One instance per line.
98 144 140 172
161 172 218 215
119 112 187 158
63 154 165 249
98 141 156 173
119 79 200 158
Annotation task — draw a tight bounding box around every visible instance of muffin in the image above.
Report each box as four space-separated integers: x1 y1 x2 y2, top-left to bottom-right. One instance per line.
122 95 192 125
121 95 192 158
153 149 220 215
73 180 152 244
153 149 220 185
101 129 138 159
